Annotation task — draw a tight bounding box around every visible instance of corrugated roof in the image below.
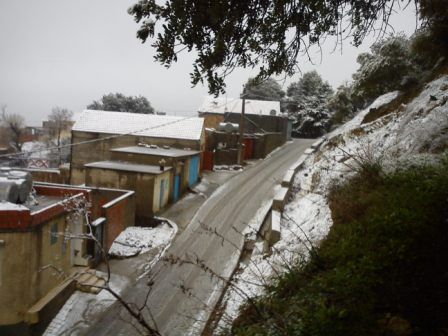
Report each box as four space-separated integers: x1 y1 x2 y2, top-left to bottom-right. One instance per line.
111 146 201 158
72 110 204 141
198 96 281 116
85 161 172 175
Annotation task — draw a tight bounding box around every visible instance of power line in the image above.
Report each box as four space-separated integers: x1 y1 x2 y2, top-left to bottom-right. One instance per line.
0 115 198 159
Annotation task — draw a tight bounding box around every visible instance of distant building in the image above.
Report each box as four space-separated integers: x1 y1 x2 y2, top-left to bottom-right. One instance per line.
198 97 292 167
19 126 45 144
70 110 205 185
198 96 285 131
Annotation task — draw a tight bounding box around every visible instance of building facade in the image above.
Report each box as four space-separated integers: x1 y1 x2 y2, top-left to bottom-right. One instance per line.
0 179 135 335
70 110 205 185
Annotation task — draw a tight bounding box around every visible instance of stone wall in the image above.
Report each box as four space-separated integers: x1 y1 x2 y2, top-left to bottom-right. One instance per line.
0 213 74 327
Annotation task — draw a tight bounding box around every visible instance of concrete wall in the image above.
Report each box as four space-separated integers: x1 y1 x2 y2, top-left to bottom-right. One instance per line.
209 131 286 163
28 169 63 184
136 136 202 151
0 214 74 327
207 131 239 152
102 192 135 250
71 131 204 185
199 113 225 130
253 133 286 159
70 131 136 185
110 151 173 166
0 184 135 333
85 167 169 224
214 149 239 165
224 113 289 136
110 151 197 201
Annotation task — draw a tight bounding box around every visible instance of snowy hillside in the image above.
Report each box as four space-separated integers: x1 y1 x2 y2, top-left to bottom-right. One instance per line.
298 75 447 196
215 74 448 333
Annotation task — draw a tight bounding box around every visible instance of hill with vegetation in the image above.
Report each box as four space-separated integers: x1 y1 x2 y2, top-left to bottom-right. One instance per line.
214 28 448 335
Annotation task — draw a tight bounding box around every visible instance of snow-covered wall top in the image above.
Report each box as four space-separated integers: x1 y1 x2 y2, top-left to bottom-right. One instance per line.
198 96 281 116
73 110 205 141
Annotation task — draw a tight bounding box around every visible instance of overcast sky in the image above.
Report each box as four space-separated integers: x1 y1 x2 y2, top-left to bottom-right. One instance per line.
0 1 418 126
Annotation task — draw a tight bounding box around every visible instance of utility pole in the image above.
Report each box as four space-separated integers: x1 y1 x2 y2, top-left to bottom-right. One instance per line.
237 93 246 166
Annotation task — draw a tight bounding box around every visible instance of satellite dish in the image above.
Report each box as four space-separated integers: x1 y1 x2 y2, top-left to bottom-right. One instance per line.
270 109 277 116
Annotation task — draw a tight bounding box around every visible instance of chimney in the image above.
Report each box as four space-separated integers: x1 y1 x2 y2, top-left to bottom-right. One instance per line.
159 159 166 171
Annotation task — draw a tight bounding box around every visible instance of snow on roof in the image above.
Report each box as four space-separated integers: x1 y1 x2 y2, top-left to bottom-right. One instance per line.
198 96 281 116
111 146 201 158
85 160 172 174
72 110 204 141
0 201 28 211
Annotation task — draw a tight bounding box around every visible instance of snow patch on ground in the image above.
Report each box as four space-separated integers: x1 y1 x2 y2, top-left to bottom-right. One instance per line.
109 223 175 258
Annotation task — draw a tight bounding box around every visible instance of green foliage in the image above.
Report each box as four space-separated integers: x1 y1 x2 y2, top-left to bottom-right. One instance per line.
327 83 357 126
285 71 333 138
228 159 448 335
129 0 421 95
242 78 285 101
411 26 448 72
352 34 416 104
87 93 155 114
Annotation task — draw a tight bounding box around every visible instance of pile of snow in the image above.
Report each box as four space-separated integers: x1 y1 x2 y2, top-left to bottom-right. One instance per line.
109 222 175 258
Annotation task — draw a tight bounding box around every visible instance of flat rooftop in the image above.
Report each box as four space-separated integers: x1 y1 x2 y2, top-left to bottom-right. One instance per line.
85 161 172 175
0 195 63 213
31 195 64 212
111 146 201 158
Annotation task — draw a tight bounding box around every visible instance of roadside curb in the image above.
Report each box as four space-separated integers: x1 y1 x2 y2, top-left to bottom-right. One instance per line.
254 136 326 247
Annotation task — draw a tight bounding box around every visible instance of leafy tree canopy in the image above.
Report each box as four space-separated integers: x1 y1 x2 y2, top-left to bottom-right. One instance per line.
129 0 425 95
285 71 333 138
87 93 155 114
327 83 357 127
241 78 285 101
352 34 416 104
287 71 333 101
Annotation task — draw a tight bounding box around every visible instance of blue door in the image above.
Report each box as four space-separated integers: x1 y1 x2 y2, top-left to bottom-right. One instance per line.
188 156 200 187
173 175 180 202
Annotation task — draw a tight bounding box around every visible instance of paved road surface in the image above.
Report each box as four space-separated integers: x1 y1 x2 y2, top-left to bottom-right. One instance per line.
87 139 314 336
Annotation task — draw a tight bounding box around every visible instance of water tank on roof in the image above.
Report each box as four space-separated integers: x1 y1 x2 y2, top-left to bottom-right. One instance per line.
0 178 20 203
0 170 33 204
218 122 239 133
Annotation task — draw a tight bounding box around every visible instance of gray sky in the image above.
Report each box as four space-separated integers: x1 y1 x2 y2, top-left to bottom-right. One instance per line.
0 1 418 126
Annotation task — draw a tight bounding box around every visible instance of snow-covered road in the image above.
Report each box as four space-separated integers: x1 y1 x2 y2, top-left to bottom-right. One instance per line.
85 138 315 336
